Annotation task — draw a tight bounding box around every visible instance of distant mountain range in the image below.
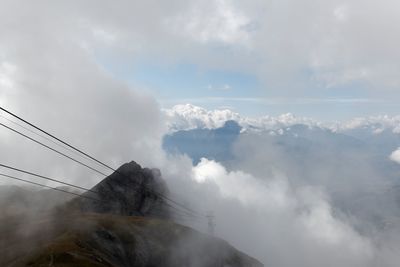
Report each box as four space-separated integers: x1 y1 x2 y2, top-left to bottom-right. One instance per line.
163 120 242 164
163 104 400 172
162 105 400 235
163 104 320 132
164 104 400 136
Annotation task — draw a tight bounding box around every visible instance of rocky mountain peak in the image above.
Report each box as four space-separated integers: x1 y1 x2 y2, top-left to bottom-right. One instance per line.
76 161 170 218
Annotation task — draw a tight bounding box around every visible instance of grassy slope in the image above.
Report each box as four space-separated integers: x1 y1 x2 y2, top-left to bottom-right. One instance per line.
3 213 262 267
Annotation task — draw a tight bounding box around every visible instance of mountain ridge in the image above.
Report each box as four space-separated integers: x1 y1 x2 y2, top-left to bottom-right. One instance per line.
0 161 263 267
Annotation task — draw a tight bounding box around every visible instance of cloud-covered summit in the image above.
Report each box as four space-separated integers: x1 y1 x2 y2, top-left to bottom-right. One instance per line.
164 104 321 132
333 115 400 134
164 104 400 136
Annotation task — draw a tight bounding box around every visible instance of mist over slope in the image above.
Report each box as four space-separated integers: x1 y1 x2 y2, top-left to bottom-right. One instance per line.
0 161 262 267
162 104 400 266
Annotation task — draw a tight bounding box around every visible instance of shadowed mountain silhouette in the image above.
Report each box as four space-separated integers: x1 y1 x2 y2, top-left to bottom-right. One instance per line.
75 161 170 219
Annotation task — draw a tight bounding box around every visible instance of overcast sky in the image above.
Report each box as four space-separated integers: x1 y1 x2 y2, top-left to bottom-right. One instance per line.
94 0 400 119
1 0 398 120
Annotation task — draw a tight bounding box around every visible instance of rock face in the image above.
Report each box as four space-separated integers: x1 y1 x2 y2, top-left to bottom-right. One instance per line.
76 161 170 219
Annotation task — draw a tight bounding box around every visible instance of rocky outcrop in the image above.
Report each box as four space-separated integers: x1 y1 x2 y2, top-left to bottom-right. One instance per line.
76 161 170 219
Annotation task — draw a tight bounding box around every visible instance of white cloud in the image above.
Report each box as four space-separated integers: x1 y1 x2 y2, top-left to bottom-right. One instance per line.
0 62 16 88
166 0 251 46
222 84 231 90
164 104 320 132
0 0 397 98
0 0 396 98
389 148 400 164
179 158 374 266
192 158 291 208
165 104 400 137
333 5 350 22
334 115 400 134
163 104 242 131
206 84 232 91
164 0 400 93
0 1 167 187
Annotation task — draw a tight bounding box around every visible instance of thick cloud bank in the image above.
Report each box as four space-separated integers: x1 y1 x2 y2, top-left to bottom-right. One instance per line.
165 104 400 135
1 1 400 266
161 157 371 266
164 104 320 132
162 153 400 266
161 106 400 266
0 1 166 188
